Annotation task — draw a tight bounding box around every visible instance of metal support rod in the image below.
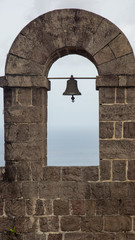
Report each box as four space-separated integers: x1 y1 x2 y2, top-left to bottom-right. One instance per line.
48 77 96 80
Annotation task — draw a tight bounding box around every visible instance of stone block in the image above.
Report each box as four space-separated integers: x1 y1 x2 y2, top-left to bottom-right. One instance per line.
31 162 43 181
61 216 81 231
39 182 90 199
115 122 122 138
113 160 126 181
5 161 17 181
96 75 119 89
5 123 30 142
26 200 36 215
94 45 115 65
16 88 31 106
87 18 120 55
0 217 13 231
99 122 114 139
2 182 22 199
96 199 119 215
110 182 129 199
4 88 12 107
104 216 131 232
85 200 96 216
119 199 135 215
126 88 135 103
99 88 115 104
71 200 85 215
116 88 125 103
0 199 3 216
0 167 5 181
81 216 103 232
4 106 42 123
53 200 69 215
109 33 132 58
100 140 135 159
48 234 62 240
6 54 44 75
62 167 81 181
100 104 135 121
95 233 115 240
82 167 99 181
64 233 94 240
5 142 42 161
100 160 111 181
44 200 53 215
40 217 59 232
43 167 61 181
128 160 135 180
32 88 43 106
17 161 31 181
22 182 38 199
98 54 135 75
124 122 135 138
5 199 25 217
15 217 37 233
35 199 44 215
90 182 111 199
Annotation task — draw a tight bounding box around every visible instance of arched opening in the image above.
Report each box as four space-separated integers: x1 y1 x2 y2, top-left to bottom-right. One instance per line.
47 54 99 166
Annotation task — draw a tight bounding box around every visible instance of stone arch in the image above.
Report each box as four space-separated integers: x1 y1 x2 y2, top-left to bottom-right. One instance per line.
5 8 135 78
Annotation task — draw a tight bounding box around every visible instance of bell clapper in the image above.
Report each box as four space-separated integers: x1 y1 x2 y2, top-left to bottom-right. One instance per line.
71 95 75 103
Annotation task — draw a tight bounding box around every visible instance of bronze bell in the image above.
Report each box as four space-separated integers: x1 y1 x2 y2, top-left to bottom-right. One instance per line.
63 75 81 102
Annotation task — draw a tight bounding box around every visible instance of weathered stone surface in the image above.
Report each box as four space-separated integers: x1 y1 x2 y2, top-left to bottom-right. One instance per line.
99 88 115 104
62 167 81 181
4 88 12 107
113 160 126 181
61 216 81 231
31 162 43 181
0 199 3 216
0 217 13 231
100 140 135 159
26 200 35 216
128 160 135 180
81 216 103 232
54 200 69 215
99 122 114 139
96 75 119 89
16 88 31 106
2 182 22 199
82 167 99 181
104 216 131 232
100 160 111 181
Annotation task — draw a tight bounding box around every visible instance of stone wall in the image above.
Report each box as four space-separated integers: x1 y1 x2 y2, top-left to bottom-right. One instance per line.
0 9 135 240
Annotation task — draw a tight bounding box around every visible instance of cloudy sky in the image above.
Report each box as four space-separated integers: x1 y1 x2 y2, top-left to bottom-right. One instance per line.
0 0 135 166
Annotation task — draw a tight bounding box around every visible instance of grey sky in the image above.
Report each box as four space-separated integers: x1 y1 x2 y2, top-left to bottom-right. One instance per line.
0 0 135 166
